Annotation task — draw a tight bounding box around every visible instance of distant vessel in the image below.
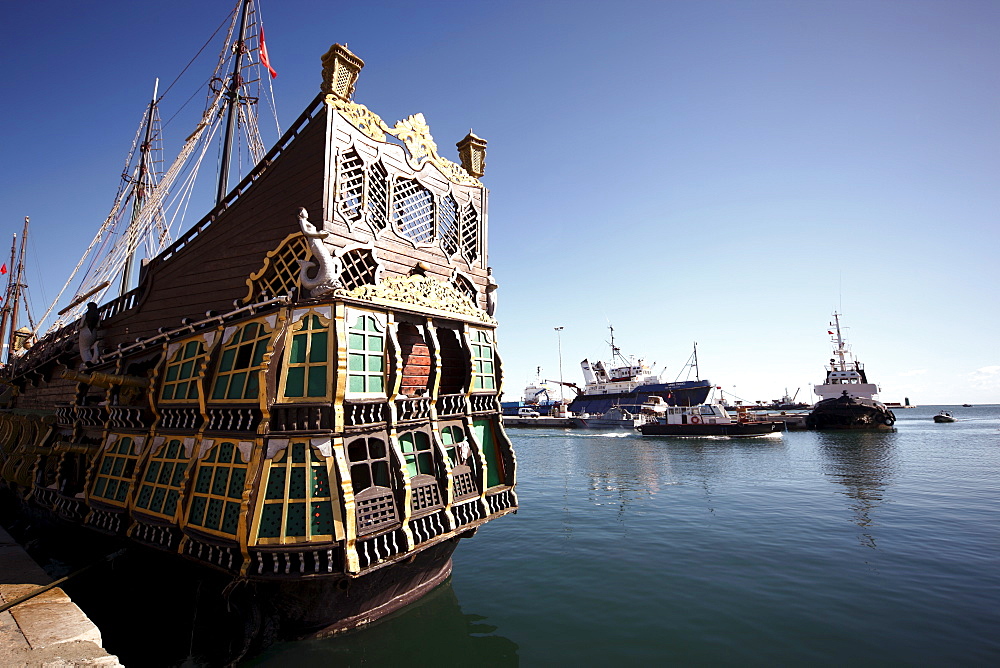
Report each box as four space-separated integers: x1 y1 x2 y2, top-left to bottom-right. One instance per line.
500 367 561 416
637 398 783 437
754 388 810 411
806 313 896 429
567 330 712 416
933 411 956 423
570 403 661 430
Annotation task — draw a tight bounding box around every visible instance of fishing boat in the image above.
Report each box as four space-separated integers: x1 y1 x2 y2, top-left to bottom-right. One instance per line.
566 330 713 416
636 399 783 437
0 0 516 650
806 313 895 430
933 411 956 423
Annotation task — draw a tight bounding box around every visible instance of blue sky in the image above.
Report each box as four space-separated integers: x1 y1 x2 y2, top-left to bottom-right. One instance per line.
1 0 997 404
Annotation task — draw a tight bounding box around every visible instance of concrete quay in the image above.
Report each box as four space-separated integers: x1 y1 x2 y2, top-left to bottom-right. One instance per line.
0 524 121 667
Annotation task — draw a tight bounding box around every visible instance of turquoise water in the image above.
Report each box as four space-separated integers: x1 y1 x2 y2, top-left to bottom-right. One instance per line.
250 404 1000 666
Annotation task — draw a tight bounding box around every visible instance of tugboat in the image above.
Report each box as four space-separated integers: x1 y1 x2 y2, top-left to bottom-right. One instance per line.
637 398 783 437
0 2 516 647
567 329 713 416
806 313 895 430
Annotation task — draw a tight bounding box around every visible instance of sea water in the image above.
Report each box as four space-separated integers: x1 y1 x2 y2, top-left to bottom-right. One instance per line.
248 404 1000 667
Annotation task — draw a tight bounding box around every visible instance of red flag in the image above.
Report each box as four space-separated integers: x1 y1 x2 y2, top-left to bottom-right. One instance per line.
0 264 7 275
827 330 834 335
259 28 277 79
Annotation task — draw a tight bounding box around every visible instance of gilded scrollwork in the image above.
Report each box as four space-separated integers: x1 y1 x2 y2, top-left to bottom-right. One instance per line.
326 98 483 189
338 275 496 324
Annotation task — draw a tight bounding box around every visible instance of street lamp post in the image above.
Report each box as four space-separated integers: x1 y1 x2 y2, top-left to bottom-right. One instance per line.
554 327 565 407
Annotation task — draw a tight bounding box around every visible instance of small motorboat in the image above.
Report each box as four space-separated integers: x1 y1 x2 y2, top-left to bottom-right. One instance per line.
933 411 957 423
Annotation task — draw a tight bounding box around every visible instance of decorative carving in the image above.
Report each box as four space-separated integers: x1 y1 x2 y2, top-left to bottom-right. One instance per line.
326 99 484 189
339 275 495 324
78 302 101 366
485 267 498 317
296 208 342 298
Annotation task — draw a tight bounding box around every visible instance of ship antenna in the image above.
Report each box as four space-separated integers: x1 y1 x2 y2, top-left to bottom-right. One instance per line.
216 0 253 205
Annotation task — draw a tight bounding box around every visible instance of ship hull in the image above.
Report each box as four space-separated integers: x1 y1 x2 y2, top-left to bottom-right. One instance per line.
568 380 713 416
806 396 896 430
637 421 783 437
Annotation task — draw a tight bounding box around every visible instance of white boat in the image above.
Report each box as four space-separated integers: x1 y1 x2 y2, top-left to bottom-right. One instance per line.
933 411 956 423
806 313 896 429
637 399 784 437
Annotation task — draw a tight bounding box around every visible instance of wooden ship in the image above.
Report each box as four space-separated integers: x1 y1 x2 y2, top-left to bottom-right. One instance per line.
0 7 517 642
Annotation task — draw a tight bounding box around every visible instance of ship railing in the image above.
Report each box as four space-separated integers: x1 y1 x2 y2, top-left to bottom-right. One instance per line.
395 396 431 422
343 400 389 427
436 394 466 417
469 393 498 414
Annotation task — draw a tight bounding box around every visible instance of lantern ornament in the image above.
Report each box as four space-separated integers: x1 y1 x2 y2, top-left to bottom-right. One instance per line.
321 43 365 100
456 131 487 179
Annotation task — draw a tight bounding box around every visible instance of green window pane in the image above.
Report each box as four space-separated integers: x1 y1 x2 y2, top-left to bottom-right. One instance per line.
211 378 228 400
171 463 187 486
399 434 415 453
179 360 194 380
150 487 166 513
403 453 418 478
222 501 241 535
164 490 179 517
136 485 152 509
284 367 304 397
474 418 502 488
285 503 306 537
348 375 365 393
289 467 307 499
157 462 172 485
289 334 307 364
174 381 189 399
418 452 434 475
311 501 334 535
165 365 179 382
367 375 384 393
309 331 328 362
292 443 307 464
265 467 286 500
205 498 224 530
219 348 236 373
194 467 212 493
307 366 327 397
185 382 199 400
252 340 267 366
211 467 229 495
244 373 259 399
368 335 383 352
219 442 235 463
348 332 365 351
311 465 330 497
93 478 107 498
111 457 125 477
367 355 383 373
258 504 282 538
441 428 455 446
226 372 247 400
228 466 246 498
161 385 175 400
189 496 207 526
348 353 364 372
144 461 161 483
474 377 483 390
184 341 200 358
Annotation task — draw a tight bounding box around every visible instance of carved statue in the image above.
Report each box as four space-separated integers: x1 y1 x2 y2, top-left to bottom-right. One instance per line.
296 208 342 298
78 302 101 366
485 267 498 317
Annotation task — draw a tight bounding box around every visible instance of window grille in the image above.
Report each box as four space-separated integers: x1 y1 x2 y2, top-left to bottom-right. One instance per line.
339 248 379 291
438 195 459 256
337 148 365 221
245 235 310 302
366 161 389 233
453 274 477 302
210 322 272 401
347 314 386 395
135 438 188 519
347 436 398 535
282 314 331 400
255 441 335 543
393 178 435 244
160 340 207 402
471 329 496 391
398 431 434 478
186 441 248 537
460 203 480 264
90 436 139 506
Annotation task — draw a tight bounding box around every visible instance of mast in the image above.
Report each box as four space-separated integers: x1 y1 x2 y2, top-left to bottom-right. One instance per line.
120 78 160 296
4 218 29 364
216 0 253 206
0 233 17 363
831 312 847 371
692 341 699 381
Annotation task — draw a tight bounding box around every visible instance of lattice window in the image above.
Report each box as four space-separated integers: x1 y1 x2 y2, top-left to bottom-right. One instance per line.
440 425 466 469
339 248 378 291
135 438 188 519
366 161 389 233
186 441 248 537
453 274 477 302
473 418 505 488
393 178 435 244
210 321 271 402
255 442 335 543
281 313 331 400
348 313 386 395
90 436 139 506
399 431 434 478
245 235 310 302
438 195 459 256
160 340 207 402
337 148 365 221
471 329 496 391
460 203 480 264
347 435 398 535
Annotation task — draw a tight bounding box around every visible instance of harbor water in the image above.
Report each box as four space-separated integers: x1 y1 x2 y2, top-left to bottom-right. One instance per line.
248 404 1000 666
11 404 998 665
